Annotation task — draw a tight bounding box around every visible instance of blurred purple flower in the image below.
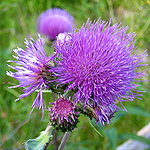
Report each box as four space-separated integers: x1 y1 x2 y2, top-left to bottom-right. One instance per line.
7 35 54 118
54 18 147 124
49 96 79 132
37 8 74 40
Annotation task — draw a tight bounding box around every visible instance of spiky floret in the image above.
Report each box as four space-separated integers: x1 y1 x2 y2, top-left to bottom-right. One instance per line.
54 18 147 124
37 8 74 40
7 35 54 118
49 96 79 132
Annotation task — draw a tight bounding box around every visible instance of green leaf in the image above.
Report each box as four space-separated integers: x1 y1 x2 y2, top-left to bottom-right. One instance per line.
88 118 103 136
110 111 127 126
126 107 150 117
110 107 150 126
5 88 20 98
25 125 54 150
118 133 150 145
105 128 117 150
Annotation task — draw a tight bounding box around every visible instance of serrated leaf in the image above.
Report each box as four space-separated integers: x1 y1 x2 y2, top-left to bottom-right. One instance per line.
25 125 54 150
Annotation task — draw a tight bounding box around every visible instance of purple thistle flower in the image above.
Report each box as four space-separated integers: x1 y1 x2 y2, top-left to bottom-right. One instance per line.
7 35 54 118
54 18 147 124
37 8 74 40
49 96 79 132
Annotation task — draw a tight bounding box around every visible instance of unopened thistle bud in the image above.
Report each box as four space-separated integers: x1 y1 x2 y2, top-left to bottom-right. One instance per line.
48 96 79 132
56 33 72 46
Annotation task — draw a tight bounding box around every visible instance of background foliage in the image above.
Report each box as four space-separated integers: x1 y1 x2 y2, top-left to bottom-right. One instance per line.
0 0 150 149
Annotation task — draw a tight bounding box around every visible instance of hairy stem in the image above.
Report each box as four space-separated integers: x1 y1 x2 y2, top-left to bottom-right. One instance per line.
54 130 58 150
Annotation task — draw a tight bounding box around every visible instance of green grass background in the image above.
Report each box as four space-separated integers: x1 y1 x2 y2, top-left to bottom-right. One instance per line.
0 0 150 149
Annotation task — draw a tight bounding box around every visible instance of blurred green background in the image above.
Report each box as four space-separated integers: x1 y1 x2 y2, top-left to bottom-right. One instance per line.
0 0 150 149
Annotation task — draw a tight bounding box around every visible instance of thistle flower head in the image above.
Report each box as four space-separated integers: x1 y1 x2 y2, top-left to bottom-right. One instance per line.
49 96 79 132
37 8 74 40
54 18 147 124
7 35 54 118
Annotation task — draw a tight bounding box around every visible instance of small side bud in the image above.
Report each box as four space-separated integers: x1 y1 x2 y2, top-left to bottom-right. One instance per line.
48 96 79 132
56 33 72 46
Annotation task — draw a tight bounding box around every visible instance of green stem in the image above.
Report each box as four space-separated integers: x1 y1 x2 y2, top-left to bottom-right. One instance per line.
58 132 71 150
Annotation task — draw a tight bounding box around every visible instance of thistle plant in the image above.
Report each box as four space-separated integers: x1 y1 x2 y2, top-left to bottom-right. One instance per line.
7 9 147 149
